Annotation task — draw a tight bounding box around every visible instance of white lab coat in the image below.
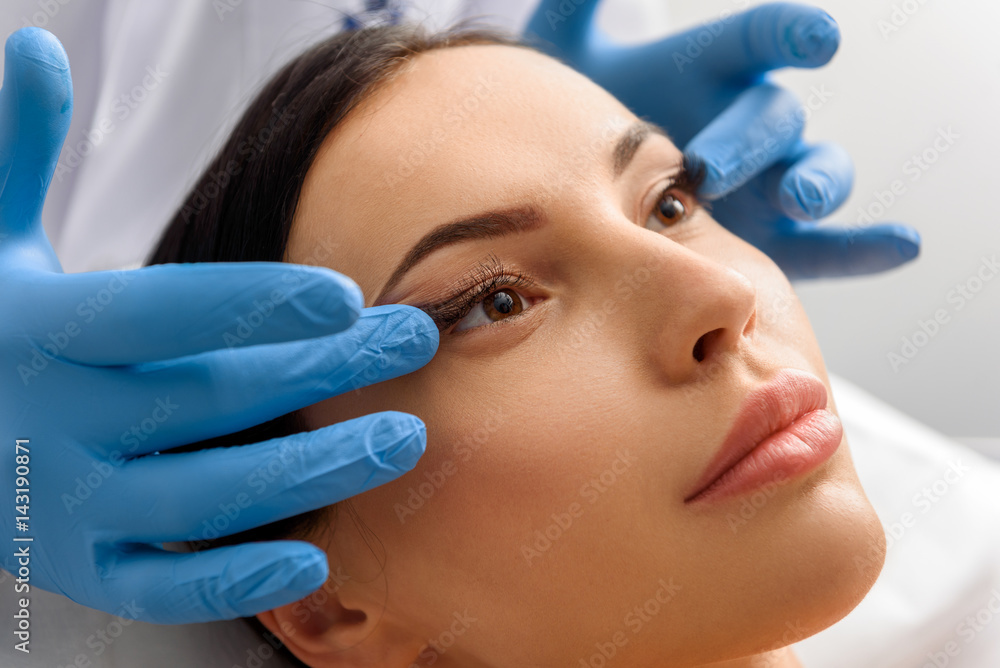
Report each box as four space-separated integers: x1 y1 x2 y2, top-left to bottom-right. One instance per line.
1 2 999 666
5 0 541 273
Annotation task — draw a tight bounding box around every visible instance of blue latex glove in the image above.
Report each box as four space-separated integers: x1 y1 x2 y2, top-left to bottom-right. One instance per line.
526 1 920 279
0 28 438 624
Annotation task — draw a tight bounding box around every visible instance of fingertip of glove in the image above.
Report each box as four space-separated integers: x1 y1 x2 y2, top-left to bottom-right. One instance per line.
6 27 69 72
283 549 329 593
376 412 427 472
843 224 921 272
365 303 441 359
228 546 328 613
687 153 729 200
781 170 835 220
786 9 840 67
325 271 365 322
894 227 921 261
292 266 364 328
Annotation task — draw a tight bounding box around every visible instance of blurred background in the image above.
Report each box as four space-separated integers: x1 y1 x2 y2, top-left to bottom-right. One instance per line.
484 0 1000 450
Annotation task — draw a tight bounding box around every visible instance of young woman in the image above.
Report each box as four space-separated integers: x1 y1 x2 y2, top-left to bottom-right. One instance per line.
151 24 886 668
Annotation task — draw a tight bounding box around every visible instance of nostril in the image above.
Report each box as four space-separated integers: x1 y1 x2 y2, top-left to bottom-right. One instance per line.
693 334 707 362
693 328 723 362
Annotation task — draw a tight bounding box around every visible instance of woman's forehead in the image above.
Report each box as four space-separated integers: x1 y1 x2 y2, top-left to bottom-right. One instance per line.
288 44 656 292
319 45 637 180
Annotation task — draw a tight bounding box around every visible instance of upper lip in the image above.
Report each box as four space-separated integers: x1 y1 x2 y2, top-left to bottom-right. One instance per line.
683 369 829 503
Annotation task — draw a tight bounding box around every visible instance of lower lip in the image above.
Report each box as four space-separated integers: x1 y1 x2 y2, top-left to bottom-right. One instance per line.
686 409 843 504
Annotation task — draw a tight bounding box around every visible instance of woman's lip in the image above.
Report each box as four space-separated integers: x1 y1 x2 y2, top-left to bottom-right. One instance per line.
683 369 842 504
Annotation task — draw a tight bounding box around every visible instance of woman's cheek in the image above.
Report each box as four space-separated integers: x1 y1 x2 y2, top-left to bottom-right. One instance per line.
357 353 628 542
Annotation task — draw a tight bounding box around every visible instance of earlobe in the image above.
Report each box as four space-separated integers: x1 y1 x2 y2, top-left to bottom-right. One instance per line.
256 585 424 667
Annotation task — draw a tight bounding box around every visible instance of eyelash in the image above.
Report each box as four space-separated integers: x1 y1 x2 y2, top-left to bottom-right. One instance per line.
420 255 535 332
647 162 702 223
422 161 704 334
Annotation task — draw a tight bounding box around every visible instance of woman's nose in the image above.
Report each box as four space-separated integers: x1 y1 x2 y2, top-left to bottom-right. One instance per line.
638 247 758 385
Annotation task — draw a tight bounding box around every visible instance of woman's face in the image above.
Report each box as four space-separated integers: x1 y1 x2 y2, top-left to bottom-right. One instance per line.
278 44 885 667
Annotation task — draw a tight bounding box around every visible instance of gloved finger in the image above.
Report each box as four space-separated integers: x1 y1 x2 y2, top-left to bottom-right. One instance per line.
0 28 72 271
97 541 329 623
667 3 839 82
73 304 437 456
685 82 804 199
768 141 854 221
115 411 425 543
768 222 921 279
22 262 363 365
525 0 601 50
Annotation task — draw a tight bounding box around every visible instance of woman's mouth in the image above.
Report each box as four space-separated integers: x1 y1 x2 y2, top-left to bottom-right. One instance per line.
683 369 843 505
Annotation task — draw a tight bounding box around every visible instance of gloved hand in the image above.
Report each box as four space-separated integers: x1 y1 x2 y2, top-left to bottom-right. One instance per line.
526 1 920 279
0 28 438 624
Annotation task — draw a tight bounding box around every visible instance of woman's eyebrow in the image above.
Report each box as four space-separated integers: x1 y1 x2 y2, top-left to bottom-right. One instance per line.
374 206 544 305
373 120 667 305
614 120 669 179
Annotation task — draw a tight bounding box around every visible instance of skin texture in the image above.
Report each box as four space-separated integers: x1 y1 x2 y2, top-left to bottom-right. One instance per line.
257 44 886 667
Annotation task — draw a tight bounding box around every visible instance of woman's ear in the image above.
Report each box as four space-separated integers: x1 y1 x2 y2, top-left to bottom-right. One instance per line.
256 573 424 667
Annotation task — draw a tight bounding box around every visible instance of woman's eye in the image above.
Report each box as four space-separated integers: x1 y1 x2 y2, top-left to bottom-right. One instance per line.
454 288 529 332
645 189 689 232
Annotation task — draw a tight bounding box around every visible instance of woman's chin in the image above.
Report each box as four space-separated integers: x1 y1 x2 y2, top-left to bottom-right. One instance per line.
758 465 887 648
669 453 885 666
